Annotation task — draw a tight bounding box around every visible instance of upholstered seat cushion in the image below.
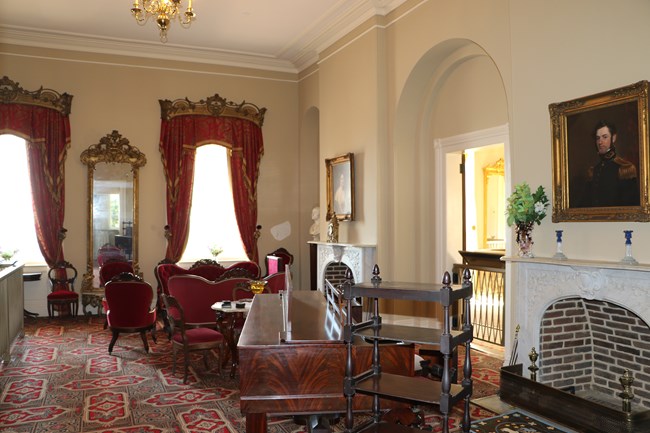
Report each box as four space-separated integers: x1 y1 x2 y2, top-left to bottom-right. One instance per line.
172 327 224 344
47 290 79 300
107 308 156 329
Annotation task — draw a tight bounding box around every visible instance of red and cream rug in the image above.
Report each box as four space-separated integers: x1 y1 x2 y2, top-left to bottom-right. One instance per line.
0 317 500 433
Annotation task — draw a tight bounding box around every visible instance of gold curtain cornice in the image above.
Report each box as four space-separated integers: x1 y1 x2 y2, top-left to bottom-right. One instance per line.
159 94 267 127
0 76 73 116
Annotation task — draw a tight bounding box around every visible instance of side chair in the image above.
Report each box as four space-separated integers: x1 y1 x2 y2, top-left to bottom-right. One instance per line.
264 247 294 277
105 273 157 354
168 274 252 374
162 294 224 384
47 261 79 318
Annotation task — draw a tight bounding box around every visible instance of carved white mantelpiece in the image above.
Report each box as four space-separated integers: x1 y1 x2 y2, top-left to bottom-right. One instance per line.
504 256 650 370
309 241 376 292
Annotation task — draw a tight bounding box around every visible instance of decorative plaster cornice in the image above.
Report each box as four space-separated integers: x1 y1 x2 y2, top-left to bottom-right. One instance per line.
0 0 409 73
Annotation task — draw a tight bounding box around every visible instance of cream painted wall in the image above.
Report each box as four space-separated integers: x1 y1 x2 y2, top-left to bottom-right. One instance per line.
432 56 508 140
318 29 380 246
0 45 302 313
298 68 321 290
302 0 650 328
508 0 650 263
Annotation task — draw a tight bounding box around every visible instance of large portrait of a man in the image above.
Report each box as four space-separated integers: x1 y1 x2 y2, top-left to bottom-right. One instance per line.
326 153 355 221
550 81 650 222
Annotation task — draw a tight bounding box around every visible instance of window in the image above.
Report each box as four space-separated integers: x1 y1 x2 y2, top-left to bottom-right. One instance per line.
0 134 45 265
109 193 120 230
180 144 248 263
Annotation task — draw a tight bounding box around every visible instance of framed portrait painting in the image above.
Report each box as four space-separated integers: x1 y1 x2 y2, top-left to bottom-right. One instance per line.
326 153 355 221
550 80 650 222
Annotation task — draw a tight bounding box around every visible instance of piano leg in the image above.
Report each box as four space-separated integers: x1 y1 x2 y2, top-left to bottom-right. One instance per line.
246 413 267 433
307 414 332 433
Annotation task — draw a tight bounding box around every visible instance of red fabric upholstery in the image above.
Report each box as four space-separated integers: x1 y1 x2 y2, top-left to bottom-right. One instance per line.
172 327 224 345
226 261 261 279
264 248 293 276
97 245 127 267
155 263 227 297
47 290 79 300
191 265 228 281
161 294 224 383
263 272 286 294
105 281 156 329
266 256 282 276
167 275 252 325
99 261 134 287
47 261 79 317
105 278 157 354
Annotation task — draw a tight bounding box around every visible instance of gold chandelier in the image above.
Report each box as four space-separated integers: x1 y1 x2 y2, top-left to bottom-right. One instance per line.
131 0 196 43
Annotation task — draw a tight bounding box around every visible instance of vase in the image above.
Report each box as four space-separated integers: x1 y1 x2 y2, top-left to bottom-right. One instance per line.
515 223 534 258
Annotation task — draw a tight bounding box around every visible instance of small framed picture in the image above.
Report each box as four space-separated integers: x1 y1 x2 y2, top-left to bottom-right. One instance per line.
550 80 650 221
326 153 355 221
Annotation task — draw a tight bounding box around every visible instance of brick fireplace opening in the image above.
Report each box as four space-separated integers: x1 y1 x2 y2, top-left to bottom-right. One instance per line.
324 261 353 287
539 297 650 409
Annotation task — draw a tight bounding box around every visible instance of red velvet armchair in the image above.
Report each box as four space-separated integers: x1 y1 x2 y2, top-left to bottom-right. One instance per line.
105 274 157 354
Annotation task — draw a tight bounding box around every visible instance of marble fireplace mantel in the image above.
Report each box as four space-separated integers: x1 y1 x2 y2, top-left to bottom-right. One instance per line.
504 256 650 370
309 241 376 292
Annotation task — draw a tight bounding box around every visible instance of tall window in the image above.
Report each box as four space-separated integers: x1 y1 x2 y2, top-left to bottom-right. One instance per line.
0 134 45 264
180 144 248 263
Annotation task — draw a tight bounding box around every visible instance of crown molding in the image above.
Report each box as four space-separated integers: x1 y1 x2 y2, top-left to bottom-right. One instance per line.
0 25 300 73
0 0 409 74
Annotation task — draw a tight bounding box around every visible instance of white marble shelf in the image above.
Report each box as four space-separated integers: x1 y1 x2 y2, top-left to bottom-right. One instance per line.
501 256 650 272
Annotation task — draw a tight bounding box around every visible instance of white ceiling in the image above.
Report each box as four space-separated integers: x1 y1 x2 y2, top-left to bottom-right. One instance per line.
0 0 405 73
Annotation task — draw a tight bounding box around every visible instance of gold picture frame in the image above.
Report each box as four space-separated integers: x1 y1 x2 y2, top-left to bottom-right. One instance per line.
326 153 355 221
550 80 650 222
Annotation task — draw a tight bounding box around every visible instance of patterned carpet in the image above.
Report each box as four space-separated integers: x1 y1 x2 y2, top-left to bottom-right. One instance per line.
470 410 579 433
0 317 501 433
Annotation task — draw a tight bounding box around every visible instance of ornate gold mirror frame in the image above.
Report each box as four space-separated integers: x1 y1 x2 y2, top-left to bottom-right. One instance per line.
483 158 505 250
80 130 146 314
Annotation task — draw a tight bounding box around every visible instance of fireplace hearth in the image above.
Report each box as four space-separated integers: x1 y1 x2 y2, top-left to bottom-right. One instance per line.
504 256 650 432
500 364 650 433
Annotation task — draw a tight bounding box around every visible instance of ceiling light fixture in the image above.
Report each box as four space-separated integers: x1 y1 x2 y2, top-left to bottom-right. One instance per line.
130 0 196 43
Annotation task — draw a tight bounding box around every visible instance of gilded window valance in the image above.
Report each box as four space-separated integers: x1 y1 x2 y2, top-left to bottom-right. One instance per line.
159 94 266 127
0 76 73 116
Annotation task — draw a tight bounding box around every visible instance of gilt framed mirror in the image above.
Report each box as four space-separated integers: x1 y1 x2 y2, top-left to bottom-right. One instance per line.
483 158 505 250
80 131 146 310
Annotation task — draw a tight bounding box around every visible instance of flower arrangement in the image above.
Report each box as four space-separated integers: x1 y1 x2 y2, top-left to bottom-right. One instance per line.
506 182 549 227
209 245 223 258
0 248 18 262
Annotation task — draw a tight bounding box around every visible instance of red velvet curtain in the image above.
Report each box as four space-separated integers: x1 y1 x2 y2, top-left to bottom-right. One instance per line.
159 115 264 263
0 103 71 266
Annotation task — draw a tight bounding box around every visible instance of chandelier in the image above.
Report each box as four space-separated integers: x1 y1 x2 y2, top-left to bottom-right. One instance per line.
130 0 196 43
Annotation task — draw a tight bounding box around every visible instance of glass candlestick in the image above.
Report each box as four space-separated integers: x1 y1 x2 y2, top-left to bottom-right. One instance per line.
621 230 638 265
552 230 567 260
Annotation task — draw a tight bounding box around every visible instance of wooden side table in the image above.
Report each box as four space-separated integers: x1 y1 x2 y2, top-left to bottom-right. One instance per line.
211 300 251 377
